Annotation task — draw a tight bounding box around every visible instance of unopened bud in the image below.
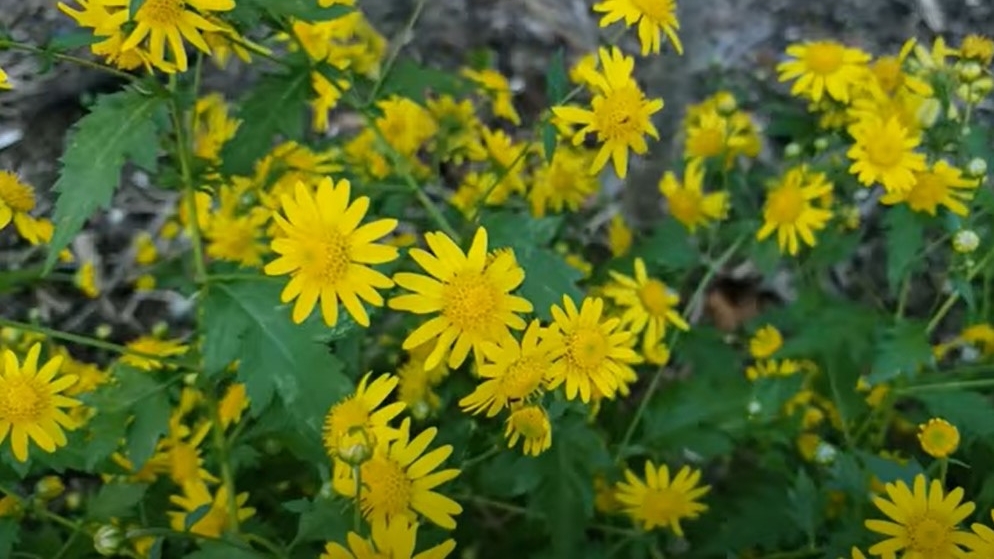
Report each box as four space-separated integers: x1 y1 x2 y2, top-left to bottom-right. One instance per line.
182 372 198 386
813 137 830 152
784 143 802 158
958 60 984 82
151 322 169 337
93 525 125 557
94 324 113 339
746 399 762 417
916 98 941 128
715 91 737 115
34 476 65 501
410 400 431 421
65 491 83 511
953 230 980 254
814 442 838 465
967 157 988 178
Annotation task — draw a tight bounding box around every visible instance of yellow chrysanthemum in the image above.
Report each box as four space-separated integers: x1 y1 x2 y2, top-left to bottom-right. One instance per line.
376 96 438 159
75 261 100 299
615 461 710 536
461 68 521 125
321 517 455 559
169 482 255 538
545 295 642 403
0 344 80 462
603 258 688 358
323 373 406 463
865 474 975 558
880 160 978 216
746 358 802 381
868 39 933 98
133 232 158 266
192 94 240 162
0 67 10 90
847 115 927 194
205 209 271 267
592 0 683 56
777 40 871 103
749 325 783 359
963 510 994 557
960 34 994 65
389 227 533 371
103 0 236 72
608 214 633 257
334 418 462 531
504 404 552 457
553 47 664 179
120 336 188 371
658 161 729 232
265 178 399 327
0 171 37 236
529 147 599 218
218 383 249 430
459 320 554 417
757 165 834 256
918 418 960 459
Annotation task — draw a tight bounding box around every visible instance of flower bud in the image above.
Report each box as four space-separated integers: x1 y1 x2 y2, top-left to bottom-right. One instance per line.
784 142 802 158
337 426 375 466
746 399 762 417
916 97 941 128
953 230 980 254
94 324 113 339
958 60 984 82
34 476 65 501
93 524 125 557
813 137 830 152
967 157 988 178
715 91 738 115
814 442 838 465
410 400 431 421
65 491 83 511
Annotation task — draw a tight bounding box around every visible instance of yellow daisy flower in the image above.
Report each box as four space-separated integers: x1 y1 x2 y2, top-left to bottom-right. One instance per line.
461 68 521 125
553 46 664 179
963 511 994 557
459 320 554 417
169 482 255 538
334 418 462 531
960 34 994 65
0 171 37 237
545 295 642 403
602 257 688 355
388 227 533 371
615 461 710 536
529 147 599 218
847 115 927 194
504 404 552 457
777 40 871 103
133 232 158 266
756 165 834 256
608 214 633 257
218 383 249 430
205 209 271 267
658 161 729 232
865 474 975 558
0 344 80 462
868 39 934 98
592 0 683 56
745 358 802 381
75 261 100 299
120 336 188 371
376 96 438 159
192 94 240 162
918 418 960 459
749 325 783 359
0 67 10 90
880 160 978 216
323 373 406 463
265 178 399 327
321 517 455 559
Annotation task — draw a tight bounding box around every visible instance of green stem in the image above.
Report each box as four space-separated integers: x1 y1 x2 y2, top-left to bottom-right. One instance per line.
352 465 363 533
0 40 137 81
896 275 911 320
169 87 208 285
206 390 242 534
366 0 428 106
461 445 502 469
926 243 994 335
896 377 994 395
940 457 949 485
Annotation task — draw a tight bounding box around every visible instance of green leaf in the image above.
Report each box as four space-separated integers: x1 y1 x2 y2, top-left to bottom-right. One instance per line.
546 49 568 104
0 519 18 559
883 205 925 292
478 451 542 498
183 541 264 559
859 450 924 486
79 407 129 470
786 470 822 542
541 122 557 164
633 219 698 272
220 70 310 176
47 32 103 51
202 278 354 442
868 320 933 384
952 277 977 313
484 211 562 246
288 497 350 544
378 60 473 105
47 89 166 271
89 483 148 521
915 391 994 437
129 0 148 19
127 388 171 469
86 366 173 469
184 504 212 531
236 0 353 22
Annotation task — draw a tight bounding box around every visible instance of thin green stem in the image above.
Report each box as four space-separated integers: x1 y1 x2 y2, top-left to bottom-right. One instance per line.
927 243 994 335
940 457 949 485
896 377 994 395
366 0 428 106
352 465 363 533
896 274 911 320
206 390 242 534
0 40 137 81
169 89 208 284
461 445 502 469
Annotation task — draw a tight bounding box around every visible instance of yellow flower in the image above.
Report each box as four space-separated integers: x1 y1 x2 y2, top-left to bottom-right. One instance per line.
205 209 271 267
396 356 446 420
960 34 994 65
480 127 528 197
459 320 554 417
334 418 462 531
0 495 21 517
594 475 623 514
608 214 633 257
963 511 994 557
461 68 521 125
777 40 871 103
120 336 188 371
104 0 236 72
265 178 399 327
133 232 158 265
757 165 833 256
553 47 664 178
0 344 80 462
749 325 783 359
880 160 978 216
545 295 642 403
868 39 933 98
615 461 710 535
918 418 960 458
592 0 682 56
504 404 552 456
865 474 975 558
321 517 455 559
529 147 598 217
961 324 994 356
218 383 249 430
311 71 351 132
427 95 486 164
847 115 926 194
0 171 37 237
376 96 438 158
75 261 100 299
323 373 406 463
569 53 599 86
0 67 10 90
192 94 240 162
389 227 533 371
745 359 802 381
603 257 688 358
658 161 729 232
169 482 255 538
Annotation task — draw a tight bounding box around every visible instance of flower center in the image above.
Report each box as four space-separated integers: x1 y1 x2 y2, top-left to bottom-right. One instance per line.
804 43 845 75
361 457 412 517
0 175 35 212
136 0 185 25
0 377 47 423
442 272 500 333
629 0 674 22
595 86 646 141
510 407 547 438
766 183 806 224
865 132 904 168
907 516 949 553
641 487 690 524
500 356 547 401
566 328 609 371
306 230 351 284
638 280 673 317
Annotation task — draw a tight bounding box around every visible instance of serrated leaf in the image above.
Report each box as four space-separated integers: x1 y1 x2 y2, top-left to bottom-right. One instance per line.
47 89 166 270
220 71 310 176
859 450 924 486
89 483 148 521
183 541 264 559
915 391 994 437
868 320 933 384
202 279 354 441
290 497 350 544
787 470 821 542
86 366 173 469
378 60 473 105
127 389 171 469
483 211 562 246
633 219 699 272
952 277 977 312
883 205 925 291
